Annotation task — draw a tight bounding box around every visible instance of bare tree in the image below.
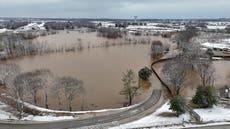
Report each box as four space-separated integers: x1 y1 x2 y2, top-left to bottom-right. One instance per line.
195 59 215 86
58 77 84 111
162 59 189 95
120 69 141 106
2 64 27 119
174 26 198 49
150 41 164 57
97 27 123 39
11 74 31 119
17 70 50 105
0 64 20 85
52 77 64 110
35 69 54 109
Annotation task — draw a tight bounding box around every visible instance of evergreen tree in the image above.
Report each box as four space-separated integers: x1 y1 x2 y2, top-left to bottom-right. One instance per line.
192 85 218 108
169 95 186 116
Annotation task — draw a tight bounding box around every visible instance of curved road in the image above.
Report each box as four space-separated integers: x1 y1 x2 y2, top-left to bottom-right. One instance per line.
0 90 162 129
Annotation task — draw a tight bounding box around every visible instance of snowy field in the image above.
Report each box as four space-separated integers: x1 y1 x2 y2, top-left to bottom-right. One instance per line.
202 42 230 50
126 24 185 33
201 38 230 50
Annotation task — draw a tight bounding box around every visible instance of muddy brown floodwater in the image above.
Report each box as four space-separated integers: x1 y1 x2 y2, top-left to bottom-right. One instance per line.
154 60 230 98
5 44 155 111
4 31 170 111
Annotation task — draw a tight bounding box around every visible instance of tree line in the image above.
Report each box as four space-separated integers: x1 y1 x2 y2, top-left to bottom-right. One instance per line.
0 64 84 119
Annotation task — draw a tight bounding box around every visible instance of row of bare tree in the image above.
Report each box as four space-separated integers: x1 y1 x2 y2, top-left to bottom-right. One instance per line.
0 64 84 119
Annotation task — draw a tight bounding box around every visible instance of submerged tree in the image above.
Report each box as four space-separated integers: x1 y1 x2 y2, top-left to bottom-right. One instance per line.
0 64 20 85
58 77 84 111
138 67 152 81
150 40 164 57
12 74 31 119
13 69 53 106
195 60 215 87
162 59 189 96
174 26 198 48
52 78 64 109
120 69 141 106
35 69 54 109
3 65 31 119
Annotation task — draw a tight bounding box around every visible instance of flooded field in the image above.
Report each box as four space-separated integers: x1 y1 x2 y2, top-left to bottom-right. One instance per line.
213 60 230 86
4 31 167 111
153 59 230 98
36 30 170 49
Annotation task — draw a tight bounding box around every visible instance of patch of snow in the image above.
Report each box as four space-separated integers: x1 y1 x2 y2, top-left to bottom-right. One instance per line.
1 93 137 115
110 102 190 129
202 42 230 49
0 110 15 120
22 115 74 121
222 39 230 43
23 101 137 114
0 101 75 121
146 122 230 129
207 25 226 30
0 28 12 33
16 22 46 32
195 106 230 122
0 102 17 120
92 21 116 28
212 57 223 60
126 25 184 33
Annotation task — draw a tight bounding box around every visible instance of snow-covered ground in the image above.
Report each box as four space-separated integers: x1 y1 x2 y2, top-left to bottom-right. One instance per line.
16 23 46 32
207 25 227 30
22 115 74 121
92 21 116 28
0 28 13 33
110 102 190 129
0 101 75 121
23 100 137 114
195 106 230 122
200 38 230 50
110 102 230 129
126 24 185 33
206 22 230 30
1 92 137 115
0 102 16 120
202 42 230 50
0 22 46 34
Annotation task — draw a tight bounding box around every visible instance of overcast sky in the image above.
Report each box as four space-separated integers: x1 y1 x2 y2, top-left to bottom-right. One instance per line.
0 0 229 19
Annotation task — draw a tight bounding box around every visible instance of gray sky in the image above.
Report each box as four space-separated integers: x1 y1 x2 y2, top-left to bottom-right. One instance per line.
0 0 229 19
